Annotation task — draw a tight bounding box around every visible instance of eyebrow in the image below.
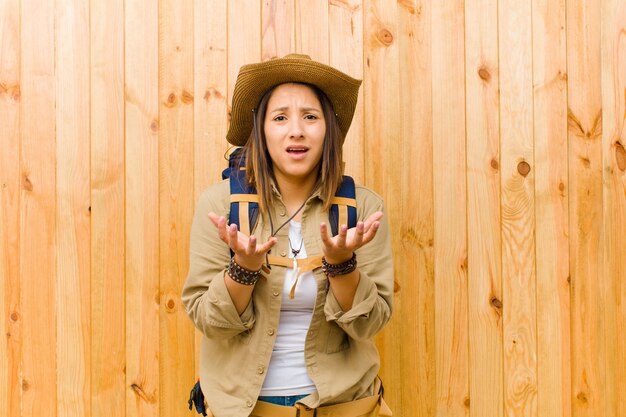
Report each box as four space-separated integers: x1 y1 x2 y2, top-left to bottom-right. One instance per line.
268 106 322 114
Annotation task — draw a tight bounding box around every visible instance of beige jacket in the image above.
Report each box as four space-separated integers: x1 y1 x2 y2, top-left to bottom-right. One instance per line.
182 179 394 417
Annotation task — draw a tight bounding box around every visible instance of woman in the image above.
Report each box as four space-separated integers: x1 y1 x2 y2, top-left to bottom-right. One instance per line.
182 54 394 417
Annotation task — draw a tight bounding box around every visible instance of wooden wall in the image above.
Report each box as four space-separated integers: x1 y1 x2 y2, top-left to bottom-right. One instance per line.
1 1 625 416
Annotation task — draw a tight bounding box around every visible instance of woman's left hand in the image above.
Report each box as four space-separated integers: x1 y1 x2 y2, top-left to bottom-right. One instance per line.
320 211 384 264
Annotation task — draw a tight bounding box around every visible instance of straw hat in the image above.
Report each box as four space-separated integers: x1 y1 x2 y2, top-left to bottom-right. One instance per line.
226 54 362 146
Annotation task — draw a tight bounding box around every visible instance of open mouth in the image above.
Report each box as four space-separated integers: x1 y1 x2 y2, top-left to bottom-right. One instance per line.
286 146 309 154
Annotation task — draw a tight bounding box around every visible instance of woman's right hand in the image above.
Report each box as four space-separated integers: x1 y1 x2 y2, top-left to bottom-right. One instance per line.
208 212 277 271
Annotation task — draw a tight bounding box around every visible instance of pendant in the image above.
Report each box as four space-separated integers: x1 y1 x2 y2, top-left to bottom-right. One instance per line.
292 257 300 275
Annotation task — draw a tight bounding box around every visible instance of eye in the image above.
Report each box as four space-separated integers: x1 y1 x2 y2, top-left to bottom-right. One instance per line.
304 114 318 120
273 115 287 122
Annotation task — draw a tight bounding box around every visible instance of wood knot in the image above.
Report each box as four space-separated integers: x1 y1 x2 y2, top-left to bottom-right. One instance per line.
10 312 19 322
150 119 159 133
490 296 503 312
204 87 224 101
393 280 401 293
10 85 20 101
131 383 156 403
517 161 531 177
165 296 176 312
22 380 30 391
490 158 499 170
22 175 33 191
376 28 394 46
464 397 470 408
615 141 626 171
181 90 194 104
576 391 588 403
558 182 565 192
165 93 177 107
478 67 491 82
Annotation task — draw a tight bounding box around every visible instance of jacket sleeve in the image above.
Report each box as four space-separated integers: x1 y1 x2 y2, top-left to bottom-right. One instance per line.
182 183 256 339
323 187 394 341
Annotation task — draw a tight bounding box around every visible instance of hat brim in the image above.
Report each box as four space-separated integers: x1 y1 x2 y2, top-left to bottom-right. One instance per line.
226 56 362 146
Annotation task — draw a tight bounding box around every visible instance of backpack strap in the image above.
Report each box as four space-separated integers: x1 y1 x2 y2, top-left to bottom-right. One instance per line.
328 176 357 236
223 148 259 237
224 151 357 250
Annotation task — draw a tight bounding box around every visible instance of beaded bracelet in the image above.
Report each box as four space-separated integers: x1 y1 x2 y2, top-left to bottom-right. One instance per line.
227 257 262 286
321 253 357 277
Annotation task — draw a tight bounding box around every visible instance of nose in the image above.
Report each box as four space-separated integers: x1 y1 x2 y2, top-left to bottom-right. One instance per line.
288 119 304 139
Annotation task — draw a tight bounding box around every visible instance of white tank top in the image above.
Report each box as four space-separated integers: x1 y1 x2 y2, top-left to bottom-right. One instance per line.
259 220 317 396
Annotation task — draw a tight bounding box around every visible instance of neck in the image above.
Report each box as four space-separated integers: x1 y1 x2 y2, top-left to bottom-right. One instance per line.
275 174 318 219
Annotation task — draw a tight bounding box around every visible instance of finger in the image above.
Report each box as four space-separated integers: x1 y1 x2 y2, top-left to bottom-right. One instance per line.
208 212 221 227
319 222 331 245
227 223 240 250
352 221 365 248
363 211 384 231
336 224 348 248
246 235 257 256
257 237 278 254
361 221 381 245
213 215 228 243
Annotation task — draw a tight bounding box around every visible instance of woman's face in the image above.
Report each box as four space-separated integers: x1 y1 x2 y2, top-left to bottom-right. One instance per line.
264 83 326 188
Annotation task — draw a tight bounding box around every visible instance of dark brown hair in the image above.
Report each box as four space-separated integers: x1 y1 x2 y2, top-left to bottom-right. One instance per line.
240 83 344 217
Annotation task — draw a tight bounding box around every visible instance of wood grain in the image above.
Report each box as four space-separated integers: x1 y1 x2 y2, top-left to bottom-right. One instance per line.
567 1 605 416
126 0 159 416
397 1 434 416
158 0 195 415
0 1 21 416
56 0 91 416
262 0 295 61
432 0 469 415
363 0 401 413
601 0 626 415
90 0 126 416
465 0 503 415
193 0 228 377
227 0 261 105
532 0 570 416
329 0 364 183
20 0 57 415
295 0 328 62
499 0 538 416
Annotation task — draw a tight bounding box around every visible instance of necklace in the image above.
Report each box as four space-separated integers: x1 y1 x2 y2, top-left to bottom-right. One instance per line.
289 237 304 273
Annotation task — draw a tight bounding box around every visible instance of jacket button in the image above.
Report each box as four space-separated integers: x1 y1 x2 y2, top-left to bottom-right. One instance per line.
257 366 265 374
246 400 253 407
267 328 274 336
272 290 280 297
279 209 286 217
280 251 287 257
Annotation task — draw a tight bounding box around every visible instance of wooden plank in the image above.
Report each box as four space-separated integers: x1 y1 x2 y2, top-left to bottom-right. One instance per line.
262 0 294 61
55 0 91 416
90 0 126 416
0 1 21 416
228 1 261 104
465 0 503 416
329 0 364 183
600 0 626 415
499 0 537 416
125 0 159 416
532 1 570 416
20 0 57 415
395 1 434 416
363 0 401 414
158 0 195 415
295 0 328 63
566 1 605 416
431 0 469 415
193 0 228 379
